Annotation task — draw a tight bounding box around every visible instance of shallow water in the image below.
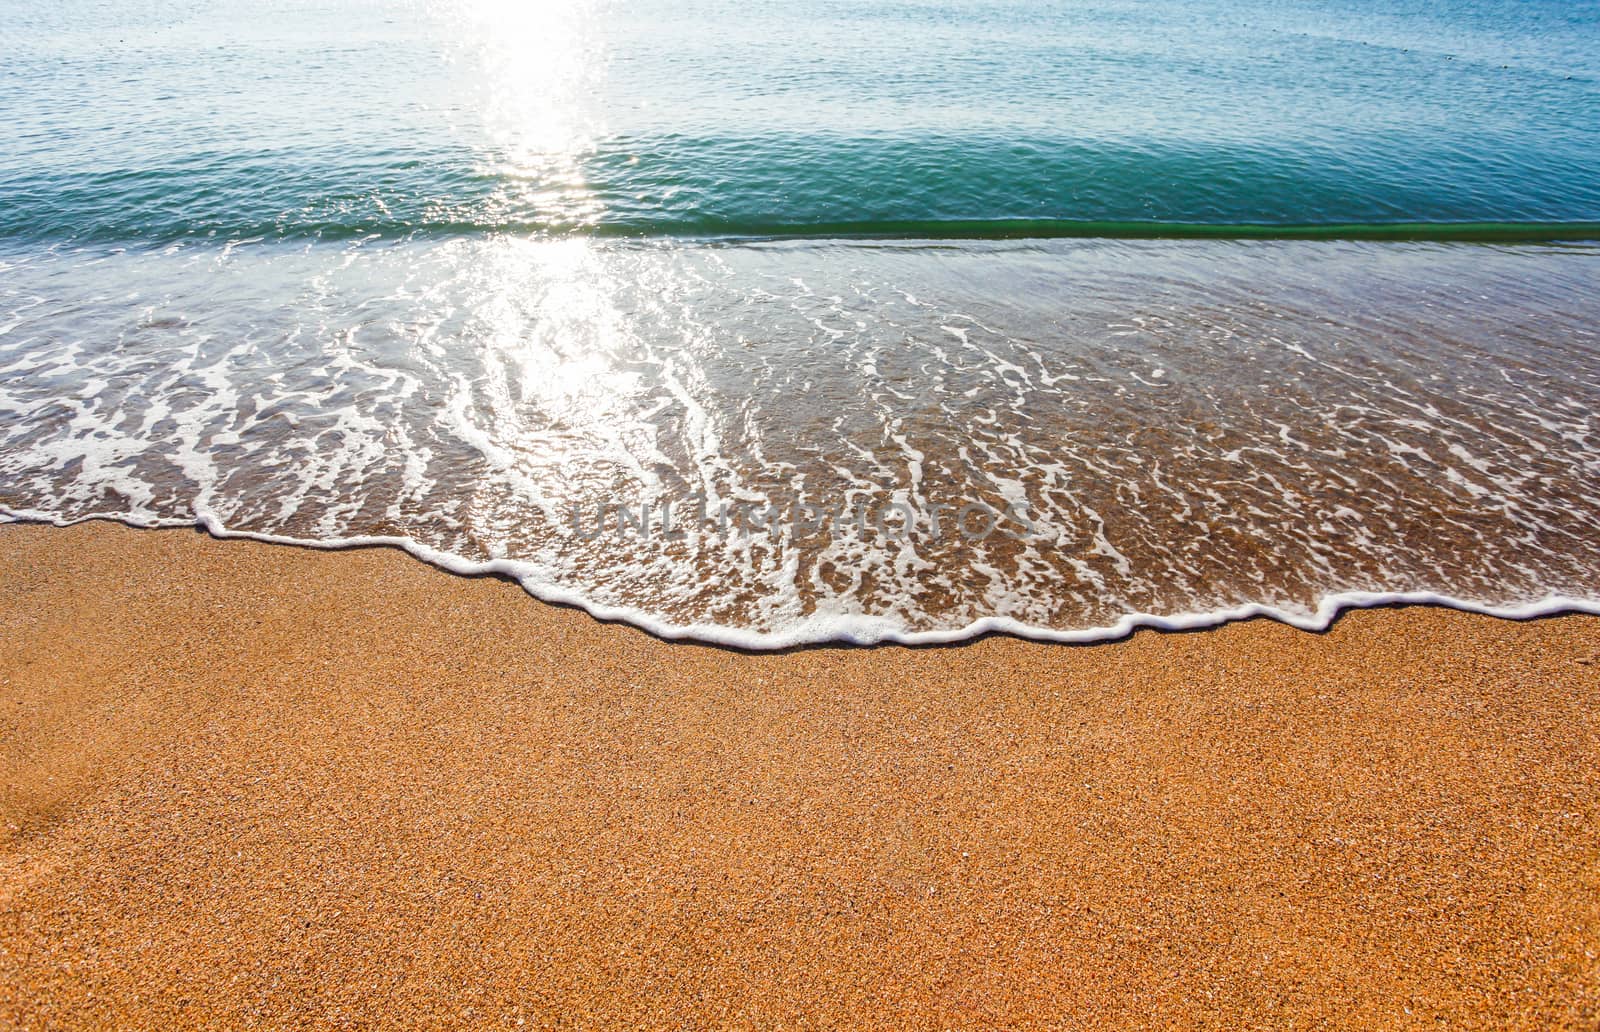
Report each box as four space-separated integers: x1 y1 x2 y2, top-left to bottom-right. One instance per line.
4 236 1599 643
2 0 1599 644
4 0 1599 241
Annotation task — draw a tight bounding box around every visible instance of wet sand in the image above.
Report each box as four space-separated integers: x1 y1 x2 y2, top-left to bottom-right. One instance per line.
2 520 1597 1029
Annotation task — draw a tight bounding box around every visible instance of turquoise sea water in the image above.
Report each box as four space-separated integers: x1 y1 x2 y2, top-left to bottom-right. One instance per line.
2 0 1599 644
3 0 1599 242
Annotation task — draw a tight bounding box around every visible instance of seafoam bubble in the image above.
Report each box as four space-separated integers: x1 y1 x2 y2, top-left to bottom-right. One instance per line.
0 236 1598 647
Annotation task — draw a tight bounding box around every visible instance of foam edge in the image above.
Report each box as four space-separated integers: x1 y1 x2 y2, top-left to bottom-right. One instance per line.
5 506 1599 651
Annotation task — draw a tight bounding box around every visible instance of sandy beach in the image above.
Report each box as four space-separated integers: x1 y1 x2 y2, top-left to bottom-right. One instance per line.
1 520 1596 1029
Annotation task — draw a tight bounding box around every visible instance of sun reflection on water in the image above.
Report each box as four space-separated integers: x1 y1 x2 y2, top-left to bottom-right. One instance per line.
446 235 665 534
420 0 645 524
434 0 608 229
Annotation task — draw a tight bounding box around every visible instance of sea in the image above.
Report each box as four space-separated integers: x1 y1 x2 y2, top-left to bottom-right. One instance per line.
3 0 1599 646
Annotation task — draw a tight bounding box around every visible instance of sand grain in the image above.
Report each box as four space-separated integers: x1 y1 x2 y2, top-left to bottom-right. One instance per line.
1 522 1597 1029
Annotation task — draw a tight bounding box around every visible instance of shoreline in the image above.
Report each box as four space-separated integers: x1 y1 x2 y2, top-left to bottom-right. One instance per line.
9 512 1600 651
3 520 1597 1028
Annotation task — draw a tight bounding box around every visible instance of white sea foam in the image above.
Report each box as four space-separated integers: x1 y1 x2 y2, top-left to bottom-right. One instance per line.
5 505 1600 650
1 236 1598 647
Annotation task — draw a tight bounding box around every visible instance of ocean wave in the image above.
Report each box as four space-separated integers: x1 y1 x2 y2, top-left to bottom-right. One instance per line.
3 131 1599 244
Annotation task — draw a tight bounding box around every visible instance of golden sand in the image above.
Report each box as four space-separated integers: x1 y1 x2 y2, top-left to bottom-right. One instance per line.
1 521 1597 1029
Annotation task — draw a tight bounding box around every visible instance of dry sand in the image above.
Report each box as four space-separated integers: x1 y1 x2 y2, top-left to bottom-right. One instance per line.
1 520 1597 1030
